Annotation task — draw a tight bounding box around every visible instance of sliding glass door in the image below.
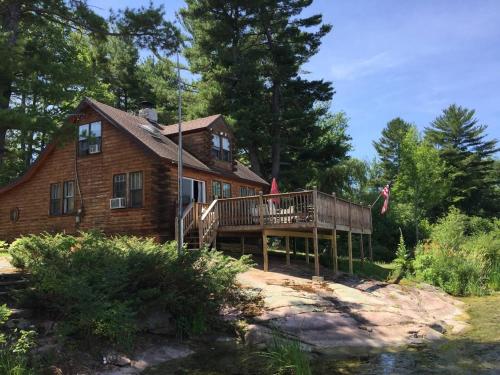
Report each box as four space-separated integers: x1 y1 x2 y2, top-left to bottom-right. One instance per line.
181 178 206 206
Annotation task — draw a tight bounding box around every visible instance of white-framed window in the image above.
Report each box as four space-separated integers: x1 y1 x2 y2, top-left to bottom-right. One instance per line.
63 181 75 214
78 121 102 156
211 134 221 158
222 136 231 161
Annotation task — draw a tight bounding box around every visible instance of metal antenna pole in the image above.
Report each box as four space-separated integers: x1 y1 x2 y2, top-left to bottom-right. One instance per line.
176 49 183 255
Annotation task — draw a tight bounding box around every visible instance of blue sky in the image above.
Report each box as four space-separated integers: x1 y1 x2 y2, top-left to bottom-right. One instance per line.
93 0 500 160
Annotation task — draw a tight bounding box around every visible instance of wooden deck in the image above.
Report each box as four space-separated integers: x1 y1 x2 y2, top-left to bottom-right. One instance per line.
178 189 373 276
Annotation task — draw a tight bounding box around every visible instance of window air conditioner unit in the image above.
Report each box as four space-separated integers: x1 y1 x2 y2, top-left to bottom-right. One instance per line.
89 144 101 154
110 197 126 209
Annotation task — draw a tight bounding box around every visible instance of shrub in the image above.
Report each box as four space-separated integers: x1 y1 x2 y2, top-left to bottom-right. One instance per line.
260 331 311 375
390 230 411 282
412 209 499 296
9 231 252 347
0 305 36 375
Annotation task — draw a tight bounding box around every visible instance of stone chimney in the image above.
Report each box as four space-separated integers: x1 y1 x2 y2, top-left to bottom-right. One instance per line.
138 100 158 123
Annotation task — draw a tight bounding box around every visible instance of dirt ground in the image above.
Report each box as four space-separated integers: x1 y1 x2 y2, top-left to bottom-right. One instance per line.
238 259 468 353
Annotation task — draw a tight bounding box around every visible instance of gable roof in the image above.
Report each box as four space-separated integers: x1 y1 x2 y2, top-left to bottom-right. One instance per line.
161 114 223 136
84 98 211 172
84 99 268 185
0 99 268 195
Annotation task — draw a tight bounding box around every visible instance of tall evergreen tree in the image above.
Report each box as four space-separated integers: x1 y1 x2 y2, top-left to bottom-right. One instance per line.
182 0 334 181
425 105 499 216
373 117 412 182
0 1 180 167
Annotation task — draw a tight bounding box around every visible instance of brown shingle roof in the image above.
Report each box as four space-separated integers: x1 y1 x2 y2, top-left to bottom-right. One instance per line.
85 98 211 172
161 114 222 135
85 99 268 186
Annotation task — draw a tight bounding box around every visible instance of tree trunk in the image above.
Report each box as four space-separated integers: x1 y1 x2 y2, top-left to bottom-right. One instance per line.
0 1 22 165
248 143 263 177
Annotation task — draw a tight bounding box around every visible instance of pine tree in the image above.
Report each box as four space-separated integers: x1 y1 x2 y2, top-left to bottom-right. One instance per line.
182 0 334 181
373 117 412 183
425 105 499 216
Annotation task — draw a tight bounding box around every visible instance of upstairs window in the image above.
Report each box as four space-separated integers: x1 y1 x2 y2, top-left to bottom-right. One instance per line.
222 137 231 161
63 181 75 214
212 181 222 200
79 121 102 156
211 134 221 158
222 182 232 198
211 133 231 162
50 183 61 216
129 171 143 208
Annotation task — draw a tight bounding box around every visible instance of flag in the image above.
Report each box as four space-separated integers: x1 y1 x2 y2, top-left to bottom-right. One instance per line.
380 183 391 214
270 178 280 206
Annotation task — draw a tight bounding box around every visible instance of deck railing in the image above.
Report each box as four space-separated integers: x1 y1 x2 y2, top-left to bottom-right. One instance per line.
177 189 372 246
216 189 372 232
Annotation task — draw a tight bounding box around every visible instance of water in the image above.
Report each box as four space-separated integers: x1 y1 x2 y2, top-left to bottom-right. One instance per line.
145 295 500 374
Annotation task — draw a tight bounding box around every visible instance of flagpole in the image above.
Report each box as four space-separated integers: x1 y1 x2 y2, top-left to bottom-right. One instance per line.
176 48 183 255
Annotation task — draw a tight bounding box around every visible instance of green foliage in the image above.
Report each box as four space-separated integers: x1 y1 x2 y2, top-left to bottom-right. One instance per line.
182 0 334 180
390 230 411 281
260 331 311 375
425 104 499 216
0 305 36 375
373 117 413 181
9 231 252 347
412 209 500 296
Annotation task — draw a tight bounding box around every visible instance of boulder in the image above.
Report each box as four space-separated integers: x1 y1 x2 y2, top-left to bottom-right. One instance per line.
139 311 174 335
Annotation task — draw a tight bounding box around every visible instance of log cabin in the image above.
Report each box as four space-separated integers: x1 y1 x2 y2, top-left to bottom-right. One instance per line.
0 98 374 276
0 98 268 242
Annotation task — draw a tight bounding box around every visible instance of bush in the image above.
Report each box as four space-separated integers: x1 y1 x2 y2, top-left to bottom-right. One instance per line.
390 230 411 282
260 331 311 375
9 231 252 347
412 209 499 296
0 305 36 375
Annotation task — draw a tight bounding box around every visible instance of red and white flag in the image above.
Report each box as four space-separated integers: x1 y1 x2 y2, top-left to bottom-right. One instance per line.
380 184 391 214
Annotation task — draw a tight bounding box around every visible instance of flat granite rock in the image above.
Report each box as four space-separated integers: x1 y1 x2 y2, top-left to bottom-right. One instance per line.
238 266 467 352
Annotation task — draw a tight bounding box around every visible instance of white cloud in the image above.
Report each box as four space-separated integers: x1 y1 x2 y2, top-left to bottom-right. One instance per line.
330 52 406 81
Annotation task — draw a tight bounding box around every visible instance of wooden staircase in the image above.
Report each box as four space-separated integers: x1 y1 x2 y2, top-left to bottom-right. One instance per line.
176 200 219 250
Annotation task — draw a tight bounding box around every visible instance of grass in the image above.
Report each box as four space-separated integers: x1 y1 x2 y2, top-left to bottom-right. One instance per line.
259 331 311 375
337 257 395 281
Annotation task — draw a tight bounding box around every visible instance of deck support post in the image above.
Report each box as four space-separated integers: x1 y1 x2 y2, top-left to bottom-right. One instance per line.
285 236 290 265
241 236 245 255
368 204 373 261
332 228 338 274
305 238 310 263
332 192 338 274
348 202 353 275
313 227 319 276
360 233 364 265
369 234 373 262
312 187 319 276
348 231 353 275
293 238 297 258
262 230 269 272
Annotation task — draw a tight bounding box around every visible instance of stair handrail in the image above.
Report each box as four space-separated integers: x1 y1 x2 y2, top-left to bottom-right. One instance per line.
199 199 219 248
181 201 195 240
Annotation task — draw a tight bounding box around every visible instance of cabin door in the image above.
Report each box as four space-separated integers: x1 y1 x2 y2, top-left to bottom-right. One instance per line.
181 177 206 206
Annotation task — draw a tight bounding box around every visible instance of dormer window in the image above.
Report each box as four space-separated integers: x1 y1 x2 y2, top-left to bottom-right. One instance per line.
222 137 231 161
212 134 221 158
78 121 102 156
211 133 231 162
